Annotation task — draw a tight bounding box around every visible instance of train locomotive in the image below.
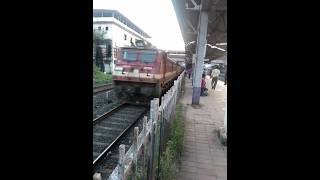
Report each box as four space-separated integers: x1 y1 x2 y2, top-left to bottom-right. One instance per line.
113 46 184 101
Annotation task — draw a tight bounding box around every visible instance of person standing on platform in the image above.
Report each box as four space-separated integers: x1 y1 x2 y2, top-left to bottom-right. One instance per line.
211 66 220 90
201 74 208 96
187 68 192 79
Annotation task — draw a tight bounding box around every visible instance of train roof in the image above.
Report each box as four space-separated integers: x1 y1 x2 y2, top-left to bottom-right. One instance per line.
120 47 164 52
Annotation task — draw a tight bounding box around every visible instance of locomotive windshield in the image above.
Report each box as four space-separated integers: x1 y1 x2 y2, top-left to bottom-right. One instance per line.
121 49 156 62
122 50 137 61
140 50 156 63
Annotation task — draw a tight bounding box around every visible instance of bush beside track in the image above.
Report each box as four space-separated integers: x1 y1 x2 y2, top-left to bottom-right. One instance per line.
93 64 112 86
159 103 184 180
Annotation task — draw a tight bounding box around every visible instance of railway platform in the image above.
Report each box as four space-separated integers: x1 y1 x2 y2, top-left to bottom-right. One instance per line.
177 76 227 180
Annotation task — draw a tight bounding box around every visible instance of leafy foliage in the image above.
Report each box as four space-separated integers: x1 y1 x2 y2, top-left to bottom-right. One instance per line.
93 64 112 85
159 103 184 180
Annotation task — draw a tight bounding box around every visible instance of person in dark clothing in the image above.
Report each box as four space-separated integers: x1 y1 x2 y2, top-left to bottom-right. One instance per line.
187 68 192 79
201 74 208 96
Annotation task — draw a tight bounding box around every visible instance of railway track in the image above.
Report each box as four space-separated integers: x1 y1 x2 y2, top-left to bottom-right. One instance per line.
93 83 114 95
93 103 149 179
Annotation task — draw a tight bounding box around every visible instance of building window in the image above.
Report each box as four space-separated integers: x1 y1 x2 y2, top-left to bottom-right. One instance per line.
102 12 112 17
124 34 127 40
98 26 101 30
93 11 100 17
107 45 112 58
105 26 108 31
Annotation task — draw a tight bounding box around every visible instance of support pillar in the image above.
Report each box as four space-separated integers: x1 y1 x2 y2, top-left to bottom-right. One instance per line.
224 103 227 133
224 53 227 134
192 10 208 105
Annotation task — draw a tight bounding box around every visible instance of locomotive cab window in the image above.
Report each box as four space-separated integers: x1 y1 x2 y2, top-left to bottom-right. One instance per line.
140 50 156 63
122 49 137 61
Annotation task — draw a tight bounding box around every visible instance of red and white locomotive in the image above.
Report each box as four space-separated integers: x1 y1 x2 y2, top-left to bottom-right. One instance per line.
113 46 184 99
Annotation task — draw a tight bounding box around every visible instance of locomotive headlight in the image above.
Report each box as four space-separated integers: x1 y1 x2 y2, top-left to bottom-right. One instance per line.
147 72 150 76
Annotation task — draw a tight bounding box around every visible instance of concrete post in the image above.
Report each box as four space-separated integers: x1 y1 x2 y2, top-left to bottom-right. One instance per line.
168 89 172 116
174 81 177 108
192 10 208 105
161 96 165 145
150 98 159 124
161 95 165 119
93 173 101 180
224 104 227 133
134 127 139 173
224 53 227 133
153 98 160 178
149 122 156 180
153 98 159 122
148 99 156 180
148 99 157 180
161 96 164 111
163 94 167 120
159 105 164 153
150 99 155 124
118 144 125 180
143 116 147 173
143 116 147 137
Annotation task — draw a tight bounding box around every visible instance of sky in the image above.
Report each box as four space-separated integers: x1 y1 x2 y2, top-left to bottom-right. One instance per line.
93 0 185 51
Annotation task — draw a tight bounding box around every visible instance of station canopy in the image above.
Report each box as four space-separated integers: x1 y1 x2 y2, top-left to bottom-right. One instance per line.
171 0 227 60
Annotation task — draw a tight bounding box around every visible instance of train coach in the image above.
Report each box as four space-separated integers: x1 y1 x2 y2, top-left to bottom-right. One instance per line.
113 47 184 100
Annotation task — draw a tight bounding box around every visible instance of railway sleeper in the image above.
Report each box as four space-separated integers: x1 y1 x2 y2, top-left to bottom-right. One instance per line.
93 152 101 159
106 117 133 123
93 143 109 154
93 135 116 143
93 126 123 135
111 114 142 120
93 132 115 139
98 121 128 129
120 109 146 114
120 106 145 110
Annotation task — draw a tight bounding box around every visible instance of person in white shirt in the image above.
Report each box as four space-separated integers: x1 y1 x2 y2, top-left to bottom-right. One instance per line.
211 66 220 90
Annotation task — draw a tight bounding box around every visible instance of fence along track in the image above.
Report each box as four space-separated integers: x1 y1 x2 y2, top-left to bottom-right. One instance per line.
93 72 184 180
